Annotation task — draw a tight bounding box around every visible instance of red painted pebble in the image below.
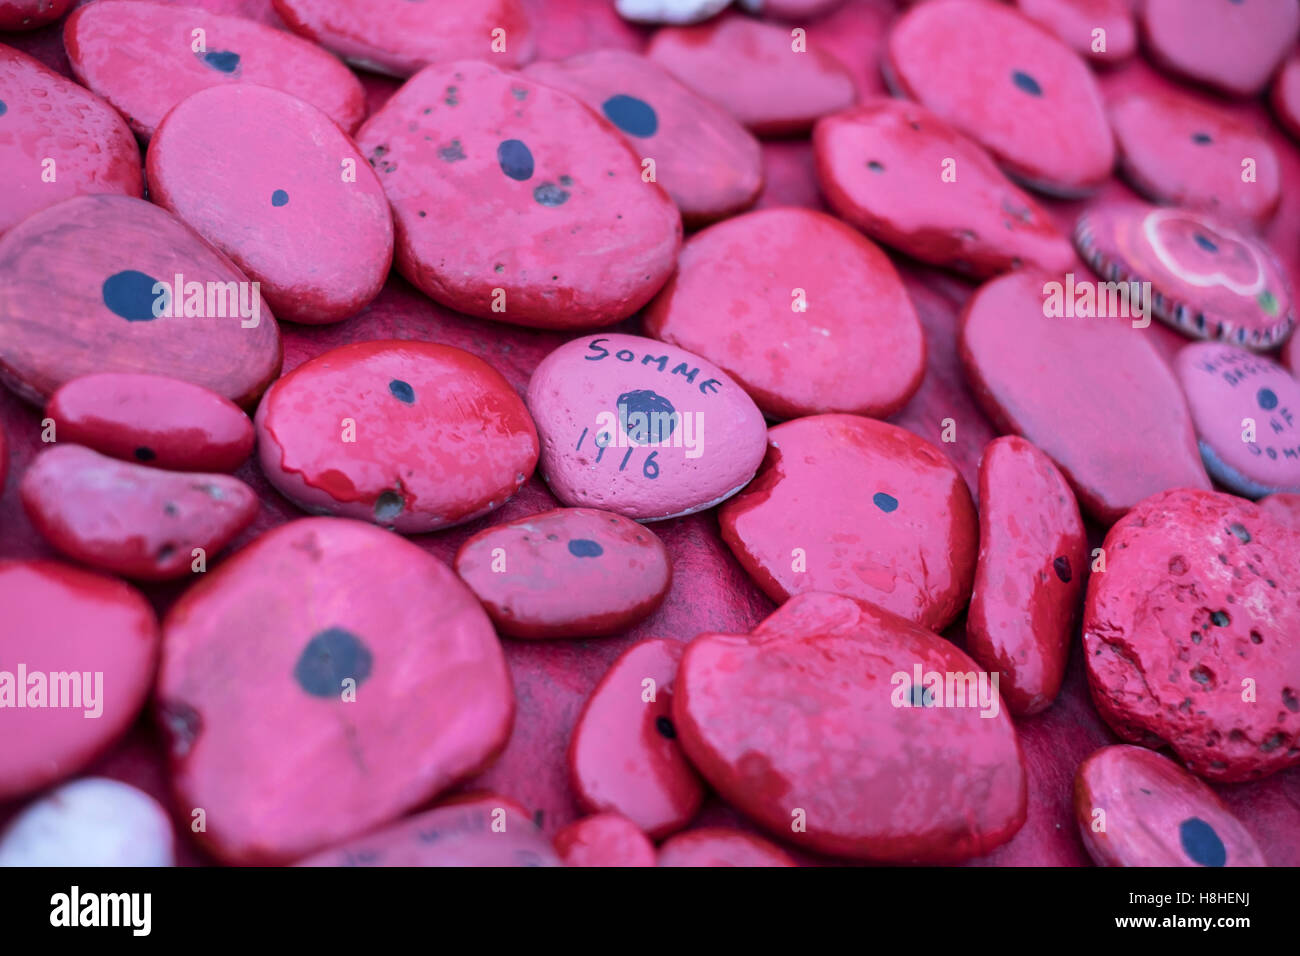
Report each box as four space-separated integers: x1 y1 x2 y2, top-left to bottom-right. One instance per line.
1083 489 1300 782
147 85 393 325
674 592 1028 862
1074 745 1266 867
966 436 1086 716
356 60 680 330
0 778 175 867
568 638 704 838
455 508 671 639
0 0 72 31
884 0 1113 196
0 560 159 801
46 373 254 473
1014 0 1136 66
526 333 767 521
718 414 977 631
959 269 1212 525
158 518 515 864
813 99 1075 279
0 195 282 409
554 813 657 867
656 828 796 867
0 44 143 238
1259 492 1300 532
524 51 762 226
1272 53 1300 143
646 13 857 136
64 0 365 139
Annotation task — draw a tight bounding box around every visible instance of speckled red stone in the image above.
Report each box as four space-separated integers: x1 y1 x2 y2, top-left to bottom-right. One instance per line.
656 828 796 867
1014 0 1136 66
1272 53 1300 143
0 0 72 31
554 813 657 866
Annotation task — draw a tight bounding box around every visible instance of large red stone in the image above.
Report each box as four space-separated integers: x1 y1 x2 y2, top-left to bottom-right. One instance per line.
553 812 656 867
656 828 796 867
1014 0 1136 66
0 0 72 31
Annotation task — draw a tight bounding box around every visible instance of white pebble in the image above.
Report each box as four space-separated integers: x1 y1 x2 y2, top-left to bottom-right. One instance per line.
616 0 733 25
0 778 175 867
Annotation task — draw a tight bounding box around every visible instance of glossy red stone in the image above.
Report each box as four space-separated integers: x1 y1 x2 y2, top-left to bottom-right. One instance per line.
1272 53 1300 143
0 0 72 31
1014 0 1135 66
553 813 657 867
656 828 796 867
1259 493 1300 533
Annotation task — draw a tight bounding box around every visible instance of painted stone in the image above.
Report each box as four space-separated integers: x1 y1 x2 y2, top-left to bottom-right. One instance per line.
644 207 924 419
554 813 657 867
0 195 282 409
524 50 762 226
884 0 1113 196
656 828 796 867
1014 0 1136 65
64 0 366 139
255 340 538 533
46 373 254 473
355 60 680 330
158 518 515 864
959 269 1212 525
1084 488 1300 782
674 592 1028 862
813 98 1075 279
147 85 393 325
568 638 704 838
0 0 73 31
616 0 732 23
1272 53 1300 143
0 560 159 801
1259 493 1300 532
718 414 977 631
0 778 175 867
526 333 767 521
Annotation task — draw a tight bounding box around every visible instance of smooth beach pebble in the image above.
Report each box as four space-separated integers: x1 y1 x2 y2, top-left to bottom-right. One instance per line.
256 340 537 533
656 828 797 867
524 50 762 226
147 84 393 325
0 560 159 801
554 813 657 867
1083 489 1300 782
158 518 514 864
674 592 1028 862
355 60 680 330
526 333 767 521
0 0 73 31
966 436 1086 716
1259 493 1300 532
568 638 704 838
616 0 732 23
1014 0 1136 65
455 508 671 639
884 0 1113 196
0 778 175 867
1272 54 1300 143
718 414 977 631
0 195 282 409
813 98 1075 279
959 269 1211 525
1074 746 1266 867
64 0 365 139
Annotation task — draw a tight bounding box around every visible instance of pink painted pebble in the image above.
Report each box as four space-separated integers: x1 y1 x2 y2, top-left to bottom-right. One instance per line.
0 778 175 867
1272 53 1300 143
0 0 73 31
554 813 657 867
656 828 797 867
1014 0 1136 66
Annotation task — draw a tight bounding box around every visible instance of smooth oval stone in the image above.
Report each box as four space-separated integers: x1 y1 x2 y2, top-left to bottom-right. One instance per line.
644 207 924 419
1014 0 1136 65
356 60 680 330
256 340 538 533
675 592 1028 862
1259 492 1300 532
0 44 143 238
647 13 857 136
524 50 762 226
568 638 704 838
813 98 1074 279
526 333 767 521
1084 488 1300 782
616 0 732 23
719 414 977 631
158 518 514 864
455 508 671 639
884 0 1113 196
46 373 254 473
967 436 1086 716
0 778 175 867
554 813 657 867
0 560 159 801
1273 53 1300 143
1075 202 1296 351
64 0 365 139
0 0 73 31
0 195 282 408
148 85 393 325
656 828 797 867
1074 745 1266 867
959 269 1211 525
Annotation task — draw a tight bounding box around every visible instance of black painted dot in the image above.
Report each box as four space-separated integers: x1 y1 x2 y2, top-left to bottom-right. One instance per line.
1053 555 1072 583
388 379 415 404
294 627 372 697
1257 388 1278 410
618 389 677 442
497 139 534 181
201 50 240 73
0 100 6 117
1194 233 1219 254
873 492 899 513
1211 610 1230 627
102 270 162 321
1228 522 1251 544
1011 70 1043 96
271 189 289 207
1179 817 1226 867
1191 132 1213 145
867 160 885 173
134 446 156 462
533 182 570 206
655 716 677 739
568 538 604 558
601 94 658 137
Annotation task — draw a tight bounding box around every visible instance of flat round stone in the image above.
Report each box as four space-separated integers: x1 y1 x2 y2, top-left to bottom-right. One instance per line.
0 44 143 237
0 195 283 408
719 414 977 631
147 84 393 325
525 50 762 226
1014 0 1136 65
656 828 797 867
1083 488 1300 782
64 0 365 139
0 559 159 801
814 98 1074 279
526 333 767 521
1272 53 1300 143
616 0 731 23
158 518 515 864
674 592 1028 862
0 0 73 31
885 0 1113 196
0 778 175 867
959 269 1211 525
644 207 924 419
554 813 657 867
356 60 680 330
967 436 1086 716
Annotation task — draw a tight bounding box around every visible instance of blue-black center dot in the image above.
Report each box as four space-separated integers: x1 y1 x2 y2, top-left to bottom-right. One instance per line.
618 389 677 442
294 627 373 698
1258 387 1278 410
601 94 658 137
201 50 240 73
497 138 534 181
655 715 677 739
1053 555 1072 583
1192 132 1213 145
1011 70 1043 96
873 492 899 513
533 182 570 207
867 160 885 173
134 446 156 462
909 683 931 707
1194 233 1219 254
0 100 7 117
102 269 162 321
388 379 415 404
1179 817 1227 867
271 189 289 207
568 539 603 558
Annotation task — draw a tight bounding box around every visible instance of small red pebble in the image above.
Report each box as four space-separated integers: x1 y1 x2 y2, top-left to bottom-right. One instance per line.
1271 53 1300 143
554 813 657 867
0 0 73 31
1259 492 1300 533
1014 0 1136 66
656 828 797 867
